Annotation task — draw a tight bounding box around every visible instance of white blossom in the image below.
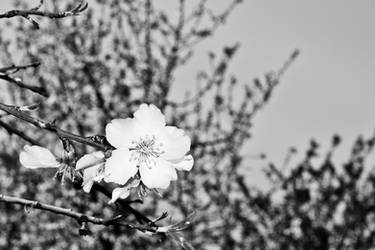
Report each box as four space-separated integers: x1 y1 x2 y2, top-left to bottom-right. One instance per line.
76 151 106 193
19 145 60 169
104 103 194 189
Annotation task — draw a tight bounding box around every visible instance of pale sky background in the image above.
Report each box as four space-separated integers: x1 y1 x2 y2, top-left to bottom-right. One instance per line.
1 1 375 188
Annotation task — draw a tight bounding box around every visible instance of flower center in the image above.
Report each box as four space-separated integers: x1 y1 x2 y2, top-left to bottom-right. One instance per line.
129 135 164 169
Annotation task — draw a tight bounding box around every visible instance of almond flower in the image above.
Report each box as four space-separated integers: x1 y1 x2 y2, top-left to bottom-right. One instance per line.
19 145 60 169
75 150 138 202
104 103 194 189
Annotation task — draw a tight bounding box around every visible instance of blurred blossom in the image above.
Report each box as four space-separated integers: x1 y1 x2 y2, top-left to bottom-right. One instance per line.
270 189 286 204
19 145 60 169
310 181 320 201
104 103 194 189
333 202 346 225
290 218 302 239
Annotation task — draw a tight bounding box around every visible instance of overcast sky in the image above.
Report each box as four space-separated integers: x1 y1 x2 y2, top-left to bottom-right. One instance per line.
1 0 375 188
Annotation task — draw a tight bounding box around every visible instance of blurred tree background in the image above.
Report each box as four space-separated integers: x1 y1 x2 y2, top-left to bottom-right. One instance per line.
0 0 374 249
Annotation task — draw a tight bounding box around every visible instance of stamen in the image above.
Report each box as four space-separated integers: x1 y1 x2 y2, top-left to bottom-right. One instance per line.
130 135 164 169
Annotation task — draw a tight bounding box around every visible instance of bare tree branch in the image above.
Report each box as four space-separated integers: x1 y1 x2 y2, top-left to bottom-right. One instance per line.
0 62 40 73
0 62 48 96
0 102 110 150
0 0 88 29
0 193 160 234
0 74 48 97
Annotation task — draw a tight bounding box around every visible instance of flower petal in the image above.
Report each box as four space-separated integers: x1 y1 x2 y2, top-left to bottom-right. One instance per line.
83 179 95 193
104 149 138 185
105 118 140 149
139 157 176 189
19 145 60 169
76 151 105 171
82 161 105 193
172 155 194 171
108 179 140 204
109 187 131 204
159 126 191 161
134 104 166 132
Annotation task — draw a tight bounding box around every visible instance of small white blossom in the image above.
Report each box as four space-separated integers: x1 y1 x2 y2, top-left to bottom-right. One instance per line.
19 145 60 169
104 103 194 189
76 151 106 192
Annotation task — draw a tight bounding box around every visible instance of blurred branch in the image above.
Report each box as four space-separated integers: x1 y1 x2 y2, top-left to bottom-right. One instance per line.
168 43 240 107
0 75 48 97
0 0 88 29
193 135 230 148
160 0 186 104
0 62 47 96
183 0 243 49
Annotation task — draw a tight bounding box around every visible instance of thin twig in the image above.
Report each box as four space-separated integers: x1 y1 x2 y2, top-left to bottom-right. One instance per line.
0 193 158 233
0 73 48 97
0 102 109 150
0 62 47 96
0 0 88 29
0 62 41 73
0 120 42 146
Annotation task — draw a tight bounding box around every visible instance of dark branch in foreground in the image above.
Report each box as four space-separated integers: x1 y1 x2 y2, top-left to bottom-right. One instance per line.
0 192 195 244
0 193 160 234
0 102 109 150
91 183 153 224
0 0 88 29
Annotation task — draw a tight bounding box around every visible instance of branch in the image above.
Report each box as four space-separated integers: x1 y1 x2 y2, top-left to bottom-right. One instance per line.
0 0 88 29
192 135 231 148
0 102 109 150
0 62 48 96
91 183 153 225
0 103 156 225
0 119 42 146
0 193 159 234
0 73 48 97
0 62 41 73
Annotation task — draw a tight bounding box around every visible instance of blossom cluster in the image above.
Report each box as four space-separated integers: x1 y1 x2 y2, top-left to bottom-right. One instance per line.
20 104 193 202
